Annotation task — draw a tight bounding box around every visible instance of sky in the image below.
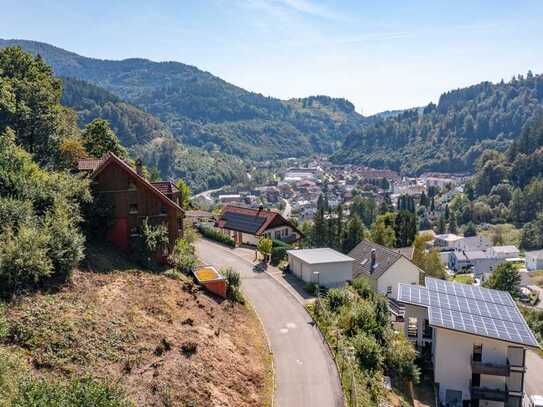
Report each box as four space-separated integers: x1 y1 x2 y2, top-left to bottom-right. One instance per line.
2 0 543 114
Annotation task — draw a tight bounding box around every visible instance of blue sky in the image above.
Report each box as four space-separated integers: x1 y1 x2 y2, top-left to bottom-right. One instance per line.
2 0 543 114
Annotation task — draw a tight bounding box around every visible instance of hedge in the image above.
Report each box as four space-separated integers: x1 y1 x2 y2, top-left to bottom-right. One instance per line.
271 245 291 266
197 224 235 248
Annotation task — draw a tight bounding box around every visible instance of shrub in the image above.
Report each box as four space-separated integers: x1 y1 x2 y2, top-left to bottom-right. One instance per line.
221 267 244 303
272 239 290 248
257 238 273 262
352 333 384 372
270 245 290 266
385 334 420 383
141 218 169 264
340 300 378 337
327 288 349 312
0 224 53 295
350 277 374 300
197 225 235 248
168 239 197 273
180 342 198 357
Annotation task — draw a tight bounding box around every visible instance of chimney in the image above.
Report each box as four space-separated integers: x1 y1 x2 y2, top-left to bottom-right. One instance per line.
370 249 376 273
135 159 143 176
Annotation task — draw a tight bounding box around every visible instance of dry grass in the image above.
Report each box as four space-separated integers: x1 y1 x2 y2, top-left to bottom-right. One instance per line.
3 252 273 406
529 271 543 288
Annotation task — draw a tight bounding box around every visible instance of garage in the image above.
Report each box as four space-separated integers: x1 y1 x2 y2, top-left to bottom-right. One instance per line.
286 248 355 288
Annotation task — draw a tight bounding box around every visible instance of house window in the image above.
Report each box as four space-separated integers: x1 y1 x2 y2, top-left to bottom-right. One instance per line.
275 231 281 239
130 226 139 237
129 204 138 214
473 344 482 362
128 180 136 191
282 228 288 236
160 203 167 215
386 286 392 295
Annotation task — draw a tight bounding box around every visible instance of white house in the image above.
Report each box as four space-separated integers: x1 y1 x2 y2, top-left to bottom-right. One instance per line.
526 250 543 271
348 240 422 299
398 277 539 407
287 248 355 288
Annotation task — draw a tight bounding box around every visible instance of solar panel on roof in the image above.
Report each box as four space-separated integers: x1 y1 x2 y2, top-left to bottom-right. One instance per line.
222 212 266 234
397 281 539 348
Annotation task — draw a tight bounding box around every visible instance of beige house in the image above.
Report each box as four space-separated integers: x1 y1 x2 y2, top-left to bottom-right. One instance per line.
348 240 422 299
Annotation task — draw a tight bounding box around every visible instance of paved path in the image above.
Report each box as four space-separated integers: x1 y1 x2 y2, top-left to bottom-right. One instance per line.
195 239 343 407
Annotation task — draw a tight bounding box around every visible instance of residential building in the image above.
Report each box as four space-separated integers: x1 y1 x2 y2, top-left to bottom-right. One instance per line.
287 248 355 288
216 205 303 246
449 250 502 279
398 277 539 407
491 246 521 260
348 240 422 299
526 250 543 272
78 153 184 258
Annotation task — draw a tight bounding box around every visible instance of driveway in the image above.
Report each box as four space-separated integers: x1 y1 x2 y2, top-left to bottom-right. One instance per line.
195 239 343 407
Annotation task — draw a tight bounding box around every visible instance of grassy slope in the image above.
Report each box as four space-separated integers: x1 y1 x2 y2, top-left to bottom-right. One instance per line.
1 244 272 407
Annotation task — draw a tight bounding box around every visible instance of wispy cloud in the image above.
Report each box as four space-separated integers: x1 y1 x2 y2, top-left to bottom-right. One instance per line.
244 0 349 22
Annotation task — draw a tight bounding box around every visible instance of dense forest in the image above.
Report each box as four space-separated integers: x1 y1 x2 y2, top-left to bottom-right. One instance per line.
61 77 247 191
453 116 543 249
0 39 364 160
334 74 543 174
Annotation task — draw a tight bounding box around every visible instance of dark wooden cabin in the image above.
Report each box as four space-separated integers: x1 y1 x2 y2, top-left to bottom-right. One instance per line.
78 153 184 259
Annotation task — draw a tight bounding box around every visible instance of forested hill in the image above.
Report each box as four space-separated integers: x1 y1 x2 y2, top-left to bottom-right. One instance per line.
61 77 173 146
0 39 364 159
333 73 543 174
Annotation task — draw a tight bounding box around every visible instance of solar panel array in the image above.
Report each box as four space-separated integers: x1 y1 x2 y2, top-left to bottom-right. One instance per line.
398 278 539 347
222 212 266 234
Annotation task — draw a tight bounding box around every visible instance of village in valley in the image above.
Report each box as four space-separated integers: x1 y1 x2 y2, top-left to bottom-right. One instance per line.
2 5 543 405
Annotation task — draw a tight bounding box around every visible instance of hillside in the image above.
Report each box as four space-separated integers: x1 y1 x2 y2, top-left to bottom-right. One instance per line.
0 247 273 406
60 77 247 192
333 74 543 174
0 39 364 160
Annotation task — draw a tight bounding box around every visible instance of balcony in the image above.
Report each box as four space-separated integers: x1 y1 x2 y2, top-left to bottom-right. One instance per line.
471 357 510 376
471 384 507 402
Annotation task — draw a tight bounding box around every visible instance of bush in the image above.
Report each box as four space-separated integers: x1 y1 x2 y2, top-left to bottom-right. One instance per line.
352 333 384 372
197 225 235 248
0 224 53 295
272 239 290 248
350 277 374 300
270 245 290 266
257 238 273 262
385 334 420 383
141 218 169 264
340 300 378 337
327 288 349 312
221 267 244 303
168 239 197 273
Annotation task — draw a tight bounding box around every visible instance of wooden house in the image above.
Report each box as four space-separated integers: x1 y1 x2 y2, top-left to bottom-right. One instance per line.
78 153 184 259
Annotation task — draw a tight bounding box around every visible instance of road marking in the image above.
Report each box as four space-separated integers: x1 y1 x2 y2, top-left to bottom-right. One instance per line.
286 322 297 329
279 328 289 334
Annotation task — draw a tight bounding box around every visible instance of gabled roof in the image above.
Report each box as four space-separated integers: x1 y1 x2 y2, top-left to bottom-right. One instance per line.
217 205 302 237
77 157 105 171
89 153 184 213
398 277 540 349
151 181 179 195
394 246 414 260
349 240 403 279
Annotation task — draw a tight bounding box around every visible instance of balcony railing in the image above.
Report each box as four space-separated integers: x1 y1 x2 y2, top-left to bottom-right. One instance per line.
471 383 507 402
471 357 510 376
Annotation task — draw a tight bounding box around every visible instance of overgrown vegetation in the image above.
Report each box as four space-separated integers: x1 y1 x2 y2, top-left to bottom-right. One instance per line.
310 278 419 406
483 262 521 298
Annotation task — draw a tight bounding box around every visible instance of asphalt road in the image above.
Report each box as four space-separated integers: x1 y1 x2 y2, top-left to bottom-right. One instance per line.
195 239 344 407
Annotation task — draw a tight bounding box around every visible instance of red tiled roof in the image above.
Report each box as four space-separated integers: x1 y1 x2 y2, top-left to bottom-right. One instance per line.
151 181 179 195
77 158 105 171
217 205 302 237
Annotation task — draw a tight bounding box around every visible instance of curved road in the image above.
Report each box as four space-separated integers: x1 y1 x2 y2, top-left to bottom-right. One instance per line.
195 239 343 407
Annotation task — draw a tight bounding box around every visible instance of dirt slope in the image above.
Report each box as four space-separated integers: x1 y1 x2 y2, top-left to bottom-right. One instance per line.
4 268 272 406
